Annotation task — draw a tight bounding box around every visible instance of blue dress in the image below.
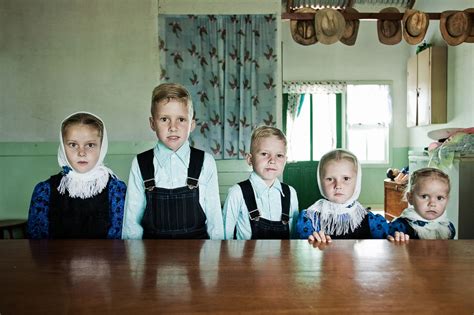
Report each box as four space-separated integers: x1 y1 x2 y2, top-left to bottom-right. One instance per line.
389 217 456 239
296 208 389 239
27 174 126 239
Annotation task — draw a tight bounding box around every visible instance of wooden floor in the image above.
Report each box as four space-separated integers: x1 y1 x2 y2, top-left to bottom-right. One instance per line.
0 239 473 314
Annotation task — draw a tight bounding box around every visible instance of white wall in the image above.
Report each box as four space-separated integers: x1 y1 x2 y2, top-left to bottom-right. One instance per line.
0 0 159 142
408 0 474 149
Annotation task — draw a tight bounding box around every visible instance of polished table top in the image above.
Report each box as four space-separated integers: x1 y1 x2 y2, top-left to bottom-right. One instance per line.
0 240 473 314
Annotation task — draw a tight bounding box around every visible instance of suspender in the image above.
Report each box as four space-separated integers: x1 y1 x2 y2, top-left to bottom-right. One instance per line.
137 147 205 191
137 149 155 191
238 179 291 223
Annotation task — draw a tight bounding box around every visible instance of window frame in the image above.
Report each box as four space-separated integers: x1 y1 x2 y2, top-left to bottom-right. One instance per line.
283 81 392 166
344 82 392 166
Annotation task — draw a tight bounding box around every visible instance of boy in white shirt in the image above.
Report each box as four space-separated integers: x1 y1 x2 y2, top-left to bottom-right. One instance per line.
122 83 223 239
223 126 299 239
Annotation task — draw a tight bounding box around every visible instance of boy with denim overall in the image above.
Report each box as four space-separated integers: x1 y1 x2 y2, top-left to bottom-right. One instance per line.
223 126 299 239
122 83 223 239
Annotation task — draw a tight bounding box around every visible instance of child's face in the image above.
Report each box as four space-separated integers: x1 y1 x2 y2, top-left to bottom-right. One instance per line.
247 135 287 187
63 123 101 173
407 177 449 220
149 99 195 152
321 159 357 204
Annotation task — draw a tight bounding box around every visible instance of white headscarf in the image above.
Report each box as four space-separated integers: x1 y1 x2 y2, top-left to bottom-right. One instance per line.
400 206 452 239
57 112 114 199
306 149 367 236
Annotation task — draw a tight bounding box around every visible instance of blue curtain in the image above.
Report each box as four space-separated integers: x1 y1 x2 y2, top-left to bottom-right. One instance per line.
159 14 278 159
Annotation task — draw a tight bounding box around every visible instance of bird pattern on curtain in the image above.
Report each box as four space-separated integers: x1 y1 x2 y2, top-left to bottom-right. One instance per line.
159 14 278 159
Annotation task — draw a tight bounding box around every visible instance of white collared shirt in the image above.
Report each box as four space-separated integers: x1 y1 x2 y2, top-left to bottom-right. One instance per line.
122 141 224 239
223 171 299 240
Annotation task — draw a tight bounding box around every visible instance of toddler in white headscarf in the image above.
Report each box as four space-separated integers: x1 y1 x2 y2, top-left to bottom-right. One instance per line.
388 167 455 241
296 149 389 242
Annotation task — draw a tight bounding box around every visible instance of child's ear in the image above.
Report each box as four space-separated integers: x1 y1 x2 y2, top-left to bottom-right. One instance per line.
190 119 196 132
406 192 413 205
149 117 156 131
246 153 252 166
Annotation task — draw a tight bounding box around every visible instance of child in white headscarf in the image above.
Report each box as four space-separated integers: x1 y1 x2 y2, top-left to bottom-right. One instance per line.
388 167 455 241
27 112 126 239
296 149 389 242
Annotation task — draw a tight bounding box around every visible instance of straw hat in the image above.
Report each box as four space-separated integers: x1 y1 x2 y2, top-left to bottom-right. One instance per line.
402 9 429 45
440 10 471 46
377 7 402 45
463 8 474 43
290 8 318 46
314 8 346 45
340 7 360 46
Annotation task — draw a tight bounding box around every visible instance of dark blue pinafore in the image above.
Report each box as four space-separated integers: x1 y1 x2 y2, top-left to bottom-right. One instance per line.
238 179 291 240
137 147 209 239
49 173 110 239
326 214 371 239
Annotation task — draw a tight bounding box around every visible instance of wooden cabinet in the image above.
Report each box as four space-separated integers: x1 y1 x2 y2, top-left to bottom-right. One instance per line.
407 46 447 127
384 179 408 222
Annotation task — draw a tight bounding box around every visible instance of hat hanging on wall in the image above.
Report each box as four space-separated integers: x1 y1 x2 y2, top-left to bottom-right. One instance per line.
402 9 429 45
440 10 472 46
290 8 318 46
340 7 360 46
315 8 346 45
377 7 402 45
463 8 474 43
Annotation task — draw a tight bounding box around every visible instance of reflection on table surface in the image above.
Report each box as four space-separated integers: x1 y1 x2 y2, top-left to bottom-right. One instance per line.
0 240 473 314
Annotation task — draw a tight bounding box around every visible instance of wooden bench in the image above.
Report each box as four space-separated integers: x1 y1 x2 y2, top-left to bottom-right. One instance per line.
0 219 27 239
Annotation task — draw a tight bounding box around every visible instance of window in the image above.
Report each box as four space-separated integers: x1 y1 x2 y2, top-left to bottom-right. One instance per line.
286 93 339 161
285 84 391 163
346 84 391 164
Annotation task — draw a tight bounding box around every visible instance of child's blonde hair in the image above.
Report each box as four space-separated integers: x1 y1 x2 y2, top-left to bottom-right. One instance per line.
318 149 358 179
61 113 104 141
250 126 287 154
406 167 451 199
151 83 194 119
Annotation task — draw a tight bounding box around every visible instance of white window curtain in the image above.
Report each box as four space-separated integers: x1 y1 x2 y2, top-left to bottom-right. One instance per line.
283 81 346 156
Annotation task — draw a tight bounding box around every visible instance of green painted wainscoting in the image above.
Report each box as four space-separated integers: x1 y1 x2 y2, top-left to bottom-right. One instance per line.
0 142 252 219
0 142 407 219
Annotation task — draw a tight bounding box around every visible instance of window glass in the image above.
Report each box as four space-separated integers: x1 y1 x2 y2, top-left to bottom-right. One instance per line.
312 93 336 161
346 84 391 163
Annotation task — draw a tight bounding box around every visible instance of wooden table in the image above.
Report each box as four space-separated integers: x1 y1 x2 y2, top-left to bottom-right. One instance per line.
0 240 473 314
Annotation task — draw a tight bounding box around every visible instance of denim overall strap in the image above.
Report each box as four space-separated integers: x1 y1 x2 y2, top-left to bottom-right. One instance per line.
137 149 155 191
238 180 290 240
137 147 209 239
